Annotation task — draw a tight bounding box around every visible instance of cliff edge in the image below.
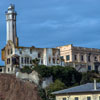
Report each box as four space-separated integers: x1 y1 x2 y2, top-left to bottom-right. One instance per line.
0 74 42 100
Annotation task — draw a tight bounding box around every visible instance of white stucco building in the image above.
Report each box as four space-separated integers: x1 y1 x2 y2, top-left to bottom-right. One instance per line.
2 4 61 73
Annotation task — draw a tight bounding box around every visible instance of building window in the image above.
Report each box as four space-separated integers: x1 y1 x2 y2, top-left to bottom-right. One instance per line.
81 55 84 61
87 97 91 100
0 68 2 72
88 56 91 62
66 55 70 61
19 49 22 54
74 55 77 60
53 58 55 64
49 57 51 63
60 56 64 60
88 66 91 71
63 98 66 100
41 59 43 64
94 56 97 61
30 60 32 64
25 57 27 64
7 58 10 64
21 57 23 64
20 51 22 54
30 49 32 54
27 57 29 64
75 97 78 100
38 53 41 58
8 68 10 72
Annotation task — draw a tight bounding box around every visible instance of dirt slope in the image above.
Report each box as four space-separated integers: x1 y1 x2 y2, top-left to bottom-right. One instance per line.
0 74 42 100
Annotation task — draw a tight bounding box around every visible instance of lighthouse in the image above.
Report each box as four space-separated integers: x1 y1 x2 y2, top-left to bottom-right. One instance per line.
6 4 19 46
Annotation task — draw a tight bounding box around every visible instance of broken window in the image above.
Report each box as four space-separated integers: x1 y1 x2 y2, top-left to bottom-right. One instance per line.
49 57 51 63
25 57 27 64
21 57 23 64
7 58 10 64
30 60 32 64
12 56 19 65
27 57 29 64
30 49 32 54
53 58 55 64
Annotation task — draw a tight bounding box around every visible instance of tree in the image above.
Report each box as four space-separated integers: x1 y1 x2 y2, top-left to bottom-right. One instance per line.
20 66 33 74
46 80 66 100
47 79 66 92
51 66 82 86
80 71 100 84
33 65 52 77
32 58 40 67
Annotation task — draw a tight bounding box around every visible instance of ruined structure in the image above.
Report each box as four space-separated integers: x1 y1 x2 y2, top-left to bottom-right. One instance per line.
1 4 61 74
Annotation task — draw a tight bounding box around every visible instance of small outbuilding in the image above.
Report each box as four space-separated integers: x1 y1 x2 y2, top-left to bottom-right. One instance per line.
52 81 100 100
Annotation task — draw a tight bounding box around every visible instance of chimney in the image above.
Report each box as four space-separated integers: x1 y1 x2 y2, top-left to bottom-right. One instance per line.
94 78 97 90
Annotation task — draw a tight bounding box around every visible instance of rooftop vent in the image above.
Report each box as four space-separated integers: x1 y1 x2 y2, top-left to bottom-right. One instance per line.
94 79 97 90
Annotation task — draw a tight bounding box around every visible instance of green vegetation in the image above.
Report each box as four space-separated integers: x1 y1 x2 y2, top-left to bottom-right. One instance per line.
81 71 100 84
46 80 66 99
33 65 82 100
33 65 52 77
32 58 40 67
20 66 33 74
34 65 82 86
20 63 100 100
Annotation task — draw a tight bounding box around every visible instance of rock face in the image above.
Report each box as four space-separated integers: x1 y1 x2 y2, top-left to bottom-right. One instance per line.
0 74 42 100
16 71 40 85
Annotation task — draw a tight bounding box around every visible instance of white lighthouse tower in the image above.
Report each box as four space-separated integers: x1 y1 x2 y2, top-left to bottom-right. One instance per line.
6 4 19 46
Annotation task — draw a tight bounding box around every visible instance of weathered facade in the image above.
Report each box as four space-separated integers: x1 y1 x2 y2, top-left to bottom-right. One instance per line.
57 44 100 72
1 4 61 74
2 41 60 73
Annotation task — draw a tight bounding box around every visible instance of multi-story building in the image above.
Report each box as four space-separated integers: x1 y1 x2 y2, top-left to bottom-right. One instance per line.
57 44 100 72
1 4 60 74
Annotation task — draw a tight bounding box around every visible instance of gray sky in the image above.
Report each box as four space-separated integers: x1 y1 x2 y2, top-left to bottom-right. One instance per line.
0 0 100 65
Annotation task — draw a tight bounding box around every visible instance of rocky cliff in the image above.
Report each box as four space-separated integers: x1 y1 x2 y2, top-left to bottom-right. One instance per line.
0 74 42 100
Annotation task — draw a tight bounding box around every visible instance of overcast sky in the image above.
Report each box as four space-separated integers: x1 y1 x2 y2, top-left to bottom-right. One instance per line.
0 0 100 65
